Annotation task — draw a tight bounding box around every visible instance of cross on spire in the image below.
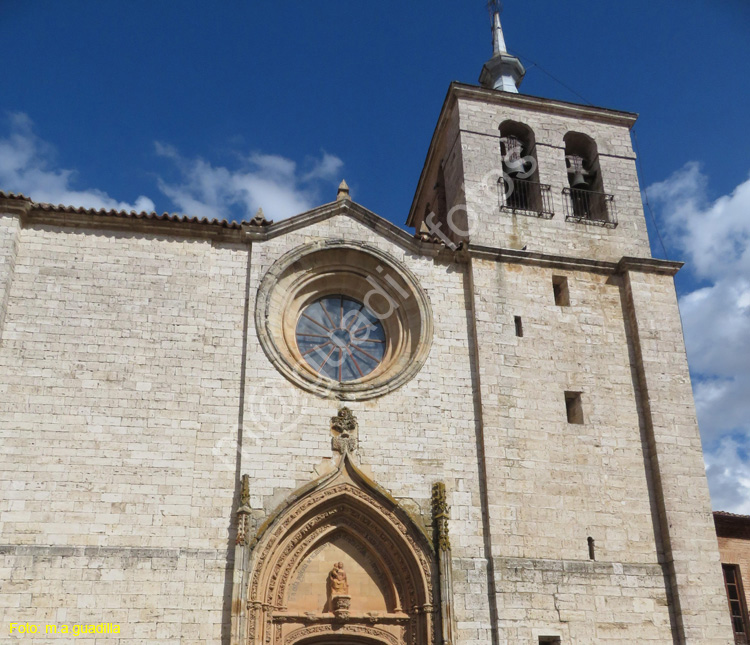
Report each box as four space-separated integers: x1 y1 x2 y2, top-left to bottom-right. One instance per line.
487 0 503 17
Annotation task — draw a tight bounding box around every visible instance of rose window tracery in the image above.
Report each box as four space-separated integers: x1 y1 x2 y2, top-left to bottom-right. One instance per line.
295 295 386 382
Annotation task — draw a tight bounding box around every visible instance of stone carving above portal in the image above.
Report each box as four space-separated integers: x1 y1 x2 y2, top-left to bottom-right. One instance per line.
328 561 349 595
331 407 358 454
327 561 351 619
282 624 401 645
234 451 437 645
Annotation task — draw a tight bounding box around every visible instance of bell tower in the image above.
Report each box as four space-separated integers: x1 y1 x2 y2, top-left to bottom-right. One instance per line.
408 9 653 262
407 7 736 645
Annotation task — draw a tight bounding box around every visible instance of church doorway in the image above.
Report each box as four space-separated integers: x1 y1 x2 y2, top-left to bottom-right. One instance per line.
236 454 437 645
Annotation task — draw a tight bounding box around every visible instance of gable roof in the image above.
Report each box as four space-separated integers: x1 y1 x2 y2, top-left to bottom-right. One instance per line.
0 189 447 256
244 197 439 254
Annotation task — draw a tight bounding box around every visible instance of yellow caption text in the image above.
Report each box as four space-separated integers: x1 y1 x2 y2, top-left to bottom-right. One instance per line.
10 623 121 636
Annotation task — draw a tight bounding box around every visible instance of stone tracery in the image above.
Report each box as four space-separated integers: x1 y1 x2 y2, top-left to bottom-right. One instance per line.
232 453 437 645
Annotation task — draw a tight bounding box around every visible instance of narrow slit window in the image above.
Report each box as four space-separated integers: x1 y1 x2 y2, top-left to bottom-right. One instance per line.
552 275 570 306
514 316 523 337
588 536 596 560
565 391 583 424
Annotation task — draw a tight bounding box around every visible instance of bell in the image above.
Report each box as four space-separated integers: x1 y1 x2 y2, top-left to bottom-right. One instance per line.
571 171 588 188
501 135 525 176
504 157 527 176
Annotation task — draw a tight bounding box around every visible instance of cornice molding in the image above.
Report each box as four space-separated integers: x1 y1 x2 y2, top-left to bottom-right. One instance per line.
468 244 682 276
451 82 639 127
3 189 681 277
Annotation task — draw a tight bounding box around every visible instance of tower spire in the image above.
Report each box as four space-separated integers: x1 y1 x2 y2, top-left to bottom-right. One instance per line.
479 7 525 93
492 10 507 55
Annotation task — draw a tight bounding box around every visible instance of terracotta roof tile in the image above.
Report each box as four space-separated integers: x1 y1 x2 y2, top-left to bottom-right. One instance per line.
714 511 750 520
0 190 271 229
0 190 31 201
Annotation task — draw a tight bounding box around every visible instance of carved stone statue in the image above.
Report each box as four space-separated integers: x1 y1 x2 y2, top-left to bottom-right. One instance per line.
327 561 351 619
331 408 358 454
328 561 349 595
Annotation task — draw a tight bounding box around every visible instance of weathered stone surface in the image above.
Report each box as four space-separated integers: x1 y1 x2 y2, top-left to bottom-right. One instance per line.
0 84 734 644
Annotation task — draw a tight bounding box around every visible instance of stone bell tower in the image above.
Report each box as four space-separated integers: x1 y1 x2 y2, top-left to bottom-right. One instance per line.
409 10 651 263
407 7 734 645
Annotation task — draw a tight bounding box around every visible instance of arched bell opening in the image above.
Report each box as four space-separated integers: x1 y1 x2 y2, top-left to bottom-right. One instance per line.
239 455 437 645
563 131 609 222
499 119 542 213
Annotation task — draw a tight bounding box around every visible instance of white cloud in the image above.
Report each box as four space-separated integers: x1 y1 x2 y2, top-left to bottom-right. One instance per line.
302 152 345 183
154 144 344 222
649 162 750 280
0 113 345 223
705 436 750 515
0 112 155 212
648 163 750 512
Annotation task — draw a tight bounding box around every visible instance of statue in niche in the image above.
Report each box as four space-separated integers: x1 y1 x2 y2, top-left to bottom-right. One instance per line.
327 561 351 619
328 561 349 594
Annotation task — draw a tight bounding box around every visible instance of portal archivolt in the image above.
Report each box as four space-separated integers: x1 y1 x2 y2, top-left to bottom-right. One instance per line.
232 454 437 645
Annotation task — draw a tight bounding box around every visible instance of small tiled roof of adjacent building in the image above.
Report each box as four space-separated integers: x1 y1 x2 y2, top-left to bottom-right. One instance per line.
714 511 750 540
0 190 271 229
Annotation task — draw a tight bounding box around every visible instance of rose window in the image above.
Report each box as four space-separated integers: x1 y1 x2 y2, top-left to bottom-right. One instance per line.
295 295 386 382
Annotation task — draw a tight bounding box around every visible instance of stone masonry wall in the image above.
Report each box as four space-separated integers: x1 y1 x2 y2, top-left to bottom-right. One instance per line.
468 257 675 643
0 213 21 342
0 223 248 643
622 268 734 644
457 98 653 262
0 214 497 644
0 206 731 645
242 213 495 645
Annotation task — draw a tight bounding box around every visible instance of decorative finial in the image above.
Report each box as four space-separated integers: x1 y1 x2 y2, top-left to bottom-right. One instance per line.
432 482 451 551
240 474 250 507
487 0 503 14
236 474 252 546
331 407 358 454
336 179 350 202
249 207 272 227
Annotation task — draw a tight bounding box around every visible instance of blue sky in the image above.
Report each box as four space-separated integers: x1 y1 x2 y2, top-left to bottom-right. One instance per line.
3 0 750 510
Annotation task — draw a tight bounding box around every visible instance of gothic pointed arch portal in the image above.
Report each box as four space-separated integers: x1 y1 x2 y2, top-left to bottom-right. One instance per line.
234 454 437 645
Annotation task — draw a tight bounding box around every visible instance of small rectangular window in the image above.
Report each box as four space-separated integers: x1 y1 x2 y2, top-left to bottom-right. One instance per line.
514 316 523 337
539 637 561 645
552 275 569 306
723 563 750 642
565 391 583 424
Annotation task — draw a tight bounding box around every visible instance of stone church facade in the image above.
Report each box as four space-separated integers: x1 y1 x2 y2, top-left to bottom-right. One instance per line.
0 13 735 645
